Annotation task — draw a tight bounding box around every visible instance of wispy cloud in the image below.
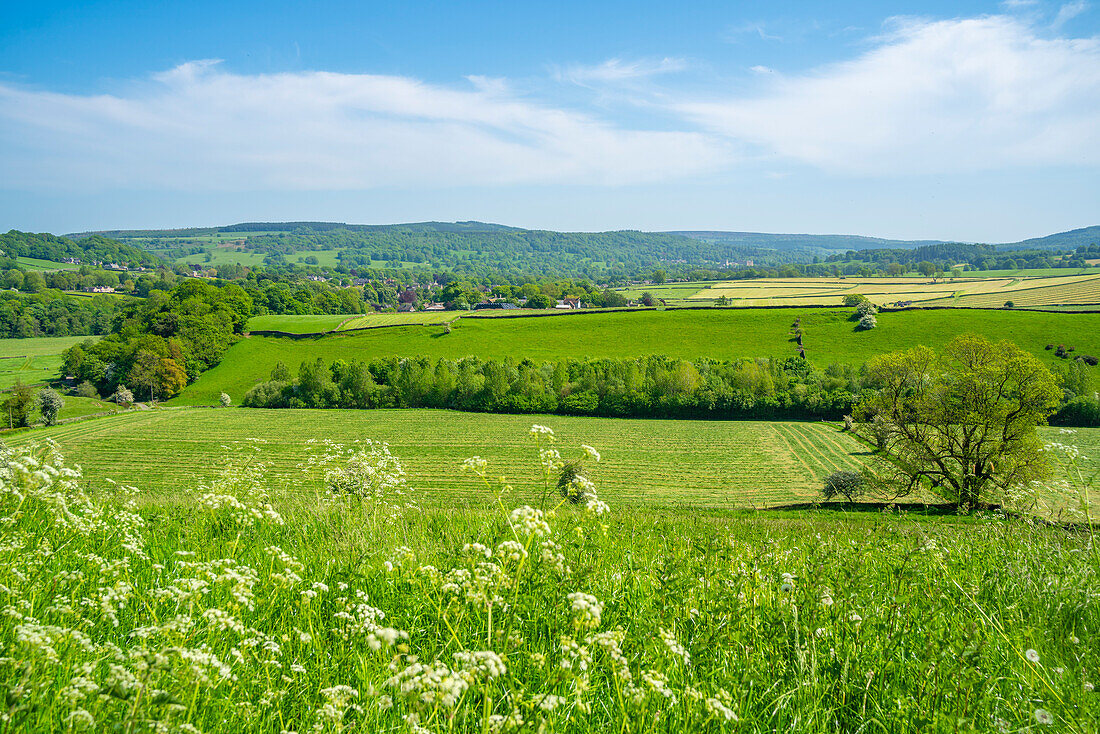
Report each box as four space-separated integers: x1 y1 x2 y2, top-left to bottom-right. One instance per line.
677 15 1100 175
1052 0 1090 27
555 57 689 85
724 21 783 42
0 62 728 191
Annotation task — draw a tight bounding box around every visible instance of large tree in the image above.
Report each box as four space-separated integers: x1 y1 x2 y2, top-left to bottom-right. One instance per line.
857 334 1061 510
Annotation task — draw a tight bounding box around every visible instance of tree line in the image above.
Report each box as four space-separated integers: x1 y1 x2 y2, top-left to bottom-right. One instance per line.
242 354 860 419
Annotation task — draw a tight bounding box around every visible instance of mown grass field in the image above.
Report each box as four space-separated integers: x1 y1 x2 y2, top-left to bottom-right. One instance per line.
11 408 872 507
338 311 463 329
0 335 100 390
173 308 1100 404
687 273 1100 307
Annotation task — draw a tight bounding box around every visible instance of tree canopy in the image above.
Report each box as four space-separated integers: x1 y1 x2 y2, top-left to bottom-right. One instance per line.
857 334 1062 509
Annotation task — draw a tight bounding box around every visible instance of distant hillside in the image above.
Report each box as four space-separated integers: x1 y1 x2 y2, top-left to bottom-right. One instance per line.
0 230 161 267
70 221 792 279
668 231 948 253
61 221 1098 278
999 226 1100 251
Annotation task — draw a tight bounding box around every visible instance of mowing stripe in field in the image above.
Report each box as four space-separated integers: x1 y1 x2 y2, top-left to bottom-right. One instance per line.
11 408 876 509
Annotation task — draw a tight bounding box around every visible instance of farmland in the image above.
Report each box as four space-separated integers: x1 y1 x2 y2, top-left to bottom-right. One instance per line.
10 408 872 507
173 307 1100 405
0 335 99 390
674 273 1100 308
246 314 358 333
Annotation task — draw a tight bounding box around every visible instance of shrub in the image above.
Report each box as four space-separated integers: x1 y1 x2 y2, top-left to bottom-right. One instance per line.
1078 355 1099 366
855 301 878 318
842 294 869 307
36 388 65 426
113 385 134 407
219 392 232 408
822 470 865 501
73 380 99 399
557 462 592 504
857 314 877 330
1004 301 1015 308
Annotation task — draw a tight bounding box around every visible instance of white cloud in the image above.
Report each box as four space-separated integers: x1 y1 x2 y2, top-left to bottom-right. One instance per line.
0 61 726 192
677 15 1100 175
556 57 689 85
1053 1 1090 27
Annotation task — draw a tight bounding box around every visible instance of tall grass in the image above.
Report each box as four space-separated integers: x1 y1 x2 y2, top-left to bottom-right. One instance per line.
0 428 1096 732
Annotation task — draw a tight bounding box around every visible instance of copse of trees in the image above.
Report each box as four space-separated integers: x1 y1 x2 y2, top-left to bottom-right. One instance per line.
63 280 252 401
0 291 127 337
242 354 863 420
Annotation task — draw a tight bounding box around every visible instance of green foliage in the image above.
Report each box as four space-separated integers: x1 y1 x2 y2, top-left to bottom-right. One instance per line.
66 280 252 399
242 354 857 420
0 290 128 338
0 230 161 267
74 380 99 399
822 470 865 501
2 381 35 427
858 335 1062 509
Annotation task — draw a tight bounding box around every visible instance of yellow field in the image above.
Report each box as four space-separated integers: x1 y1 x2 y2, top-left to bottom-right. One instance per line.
691 273 1100 308
337 311 463 330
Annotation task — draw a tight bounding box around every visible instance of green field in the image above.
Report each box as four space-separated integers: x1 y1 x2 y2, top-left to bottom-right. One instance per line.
338 311 463 329
172 308 1100 405
11 408 872 508
0 335 100 390
246 314 358 333
14 256 82 271
179 250 268 267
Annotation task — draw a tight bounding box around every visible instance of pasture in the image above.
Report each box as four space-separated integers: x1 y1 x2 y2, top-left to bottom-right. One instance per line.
0 335 99 390
246 314 358 333
14 256 81 271
172 308 1100 404
11 408 871 507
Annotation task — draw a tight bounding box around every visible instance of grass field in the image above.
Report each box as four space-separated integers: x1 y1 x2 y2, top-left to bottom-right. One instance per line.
179 250 268 267
173 308 1100 404
338 311 463 329
0 335 100 390
5 432 1096 732
14 256 81 271
10 408 872 508
685 273 1100 307
246 314 359 333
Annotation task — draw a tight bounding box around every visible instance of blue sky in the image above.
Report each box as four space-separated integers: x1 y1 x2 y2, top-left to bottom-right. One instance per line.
1 0 1097 241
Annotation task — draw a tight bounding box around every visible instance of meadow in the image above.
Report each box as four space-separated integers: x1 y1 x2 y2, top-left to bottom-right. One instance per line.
11 408 870 507
0 420 1095 732
0 335 99 390
246 314 359 333
172 308 1100 405
14 256 82 271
